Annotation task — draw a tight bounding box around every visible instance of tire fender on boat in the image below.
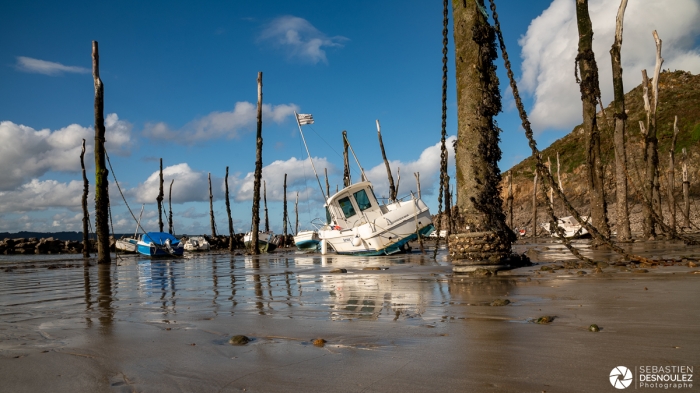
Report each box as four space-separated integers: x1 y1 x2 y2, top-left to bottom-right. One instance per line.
352 236 362 247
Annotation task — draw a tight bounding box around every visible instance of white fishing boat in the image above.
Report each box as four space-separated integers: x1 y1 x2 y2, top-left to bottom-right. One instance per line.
540 216 591 238
293 112 434 256
294 229 320 251
244 231 279 253
115 204 144 254
183 236 211 251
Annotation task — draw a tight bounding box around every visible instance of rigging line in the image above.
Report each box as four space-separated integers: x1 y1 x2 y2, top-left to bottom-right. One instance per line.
297 127 314 228
306 124 364 180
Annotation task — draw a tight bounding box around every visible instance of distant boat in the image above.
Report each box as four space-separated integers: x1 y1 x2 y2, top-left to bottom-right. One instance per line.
243 231 278 253
540 216 591 238
116 204 144 253
183 236 211 252
137 232 184 257
294 229 320 251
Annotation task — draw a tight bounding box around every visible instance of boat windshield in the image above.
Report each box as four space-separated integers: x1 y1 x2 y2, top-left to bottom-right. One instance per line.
325 206 331 224
353 189 372 211
338 196 357 218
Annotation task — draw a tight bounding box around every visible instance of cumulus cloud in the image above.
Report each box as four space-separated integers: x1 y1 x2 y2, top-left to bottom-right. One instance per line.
234 157 335 203
258 15 348 64
0 114 133 190
0 179 85 213
142 102 298 144
15 56 90 76
518 0 700 132
364 136 457 200
127 163 226 204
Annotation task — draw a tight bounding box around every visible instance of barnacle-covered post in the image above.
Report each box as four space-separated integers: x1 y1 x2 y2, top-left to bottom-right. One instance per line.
449 0 515 272
92 41 110 265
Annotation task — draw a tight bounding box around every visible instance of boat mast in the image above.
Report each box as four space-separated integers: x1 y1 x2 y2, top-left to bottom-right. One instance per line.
342 132 367 182
294 112 327 201
134 204 144 237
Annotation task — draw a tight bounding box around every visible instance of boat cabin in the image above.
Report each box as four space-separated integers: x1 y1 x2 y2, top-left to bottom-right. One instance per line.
325 181 387 230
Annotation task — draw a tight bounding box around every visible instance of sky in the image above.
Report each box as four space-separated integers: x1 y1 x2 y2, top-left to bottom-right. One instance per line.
1 0 699 236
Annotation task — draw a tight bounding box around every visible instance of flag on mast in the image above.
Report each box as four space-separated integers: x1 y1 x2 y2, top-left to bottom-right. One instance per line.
296 113 314 125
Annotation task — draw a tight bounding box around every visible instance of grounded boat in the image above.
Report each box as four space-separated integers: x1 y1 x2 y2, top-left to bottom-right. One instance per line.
137 232 184 257
243 231 278 253
294 230 320 251
318 181 434 255
540 216 591 238
116 237 138 253
183 236 211 251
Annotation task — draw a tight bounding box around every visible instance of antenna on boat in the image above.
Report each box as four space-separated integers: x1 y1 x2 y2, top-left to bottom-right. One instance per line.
342 132 367 182
294 111 327 201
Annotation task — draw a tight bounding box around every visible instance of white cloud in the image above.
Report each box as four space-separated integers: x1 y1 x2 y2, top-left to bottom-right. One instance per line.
234 156 335 203
0 114 133 190
364 136 457 200
142 102 298 144
519 0 700 132
258 15 348 64
15 56 90 76
127 163 225 204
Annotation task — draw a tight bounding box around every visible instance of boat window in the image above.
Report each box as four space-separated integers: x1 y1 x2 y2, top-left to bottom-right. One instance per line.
353 189 372 211
325 206 332 224
338 196 356 218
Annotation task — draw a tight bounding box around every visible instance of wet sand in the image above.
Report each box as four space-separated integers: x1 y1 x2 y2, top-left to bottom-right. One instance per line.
1 240 699 392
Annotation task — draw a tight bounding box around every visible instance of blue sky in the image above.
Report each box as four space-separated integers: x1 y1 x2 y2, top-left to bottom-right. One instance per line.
1 0 699 235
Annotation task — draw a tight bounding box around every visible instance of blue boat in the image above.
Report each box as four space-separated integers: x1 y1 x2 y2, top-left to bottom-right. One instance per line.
137 232 184 257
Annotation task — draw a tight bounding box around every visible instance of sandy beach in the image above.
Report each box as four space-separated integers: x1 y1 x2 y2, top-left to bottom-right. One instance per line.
1 240 698 392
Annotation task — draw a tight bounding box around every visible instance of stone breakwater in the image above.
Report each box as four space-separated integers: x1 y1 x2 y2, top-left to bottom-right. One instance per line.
0 237 99 255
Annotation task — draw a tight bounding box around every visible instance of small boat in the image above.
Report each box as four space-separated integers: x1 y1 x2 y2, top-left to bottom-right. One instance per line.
294 229 320 251
540 216 590 238
137 232 184 257
115 237 139 253
183 236 211 251
318 181 434 255
243 231 278 253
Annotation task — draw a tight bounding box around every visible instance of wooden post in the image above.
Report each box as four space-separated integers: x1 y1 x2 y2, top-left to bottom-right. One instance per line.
283 173 288 247
556 152 563 192
225 166 234 251
507 171 513 229
414 172 421 199
575 0 610 239
610 0 632 241
157 158 164 232
682 148 690 228
263 180 269 233
209 172 216 237
396 167 401 197
532 171 538 237
251 72 264 254
547 157 553 208
168 179 174 234
294 192 299 234
342 130 351 187
376 120 396 201
667 116 680 232
92 41 110 265
324 168 330 197
80 139 90 258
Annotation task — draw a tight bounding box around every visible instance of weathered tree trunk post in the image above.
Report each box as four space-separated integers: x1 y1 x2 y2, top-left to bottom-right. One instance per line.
80 139 90 258
209 172 216 237
532 171 538 237
157 158 164 233
609 0 632 241
294 192 299 234
168 179 174 234
667 116 680 233
263 180 269 233
414 172 421 199
547 157 553 208
575 0 610 240
376 120 396 201
225 166 234 251
251 72 264 254
342 130 351 187
682 148 690 228
449 0 514 272
641 71 656 238
283 174 288 247
507 171 513 229
92 41 110 265
324 168 330 198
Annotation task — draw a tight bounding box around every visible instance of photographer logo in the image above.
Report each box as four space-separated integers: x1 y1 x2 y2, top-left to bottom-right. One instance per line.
610 366 633 389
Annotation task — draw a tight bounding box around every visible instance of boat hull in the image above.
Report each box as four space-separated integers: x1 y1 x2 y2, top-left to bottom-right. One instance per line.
243 232 278 253
116 238 138 253
137 232 184 257
294 230 320 251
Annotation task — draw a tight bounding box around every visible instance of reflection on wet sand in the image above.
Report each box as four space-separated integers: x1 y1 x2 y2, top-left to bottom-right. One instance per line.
97 263 113 331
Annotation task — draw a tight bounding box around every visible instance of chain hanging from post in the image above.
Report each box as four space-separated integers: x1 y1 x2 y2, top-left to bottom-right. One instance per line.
487 0 670 263
433 0 449 260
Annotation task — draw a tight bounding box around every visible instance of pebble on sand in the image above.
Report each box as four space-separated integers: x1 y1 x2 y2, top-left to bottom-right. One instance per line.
330 268 347 274
588 324 600 332
491 299 511 307
534 316 556 324
312 338 327 347
229 335 250 345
